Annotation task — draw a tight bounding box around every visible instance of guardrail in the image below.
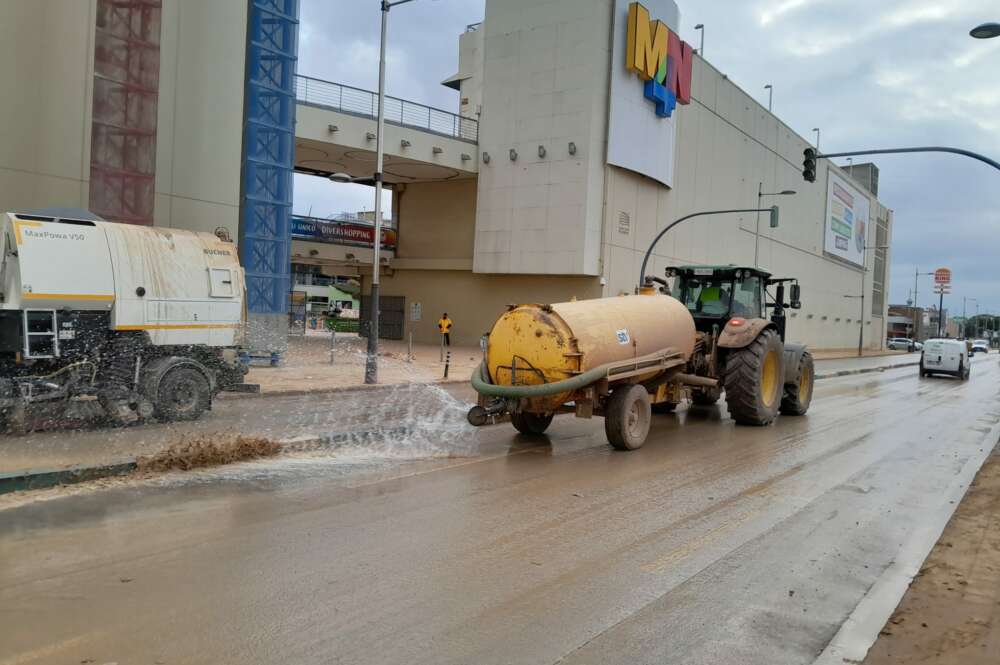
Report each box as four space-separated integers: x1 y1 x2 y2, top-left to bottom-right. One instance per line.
294 75 478 143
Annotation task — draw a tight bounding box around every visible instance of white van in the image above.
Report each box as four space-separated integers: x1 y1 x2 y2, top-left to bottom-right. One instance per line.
920 338 970 380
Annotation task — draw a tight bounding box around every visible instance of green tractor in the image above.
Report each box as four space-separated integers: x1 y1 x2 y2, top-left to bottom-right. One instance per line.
647 265 814 425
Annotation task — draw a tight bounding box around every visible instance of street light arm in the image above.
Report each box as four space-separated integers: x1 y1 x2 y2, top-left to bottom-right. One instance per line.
638 207 777 287
817 146 1000 173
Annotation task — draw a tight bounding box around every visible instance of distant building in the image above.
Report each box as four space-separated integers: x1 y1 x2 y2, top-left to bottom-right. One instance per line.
887 304 921 340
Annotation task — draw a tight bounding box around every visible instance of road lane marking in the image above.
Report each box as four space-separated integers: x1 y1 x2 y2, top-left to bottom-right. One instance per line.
0 633 98 665
813 416 1000 665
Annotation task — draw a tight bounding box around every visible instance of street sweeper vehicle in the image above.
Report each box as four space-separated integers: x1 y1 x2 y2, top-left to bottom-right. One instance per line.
0 210 251 433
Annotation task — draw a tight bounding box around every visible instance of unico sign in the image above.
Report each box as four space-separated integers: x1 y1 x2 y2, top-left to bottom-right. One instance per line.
625 1 693 118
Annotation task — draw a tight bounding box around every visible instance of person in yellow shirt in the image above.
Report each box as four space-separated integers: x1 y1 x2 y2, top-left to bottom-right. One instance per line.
438 313 453 346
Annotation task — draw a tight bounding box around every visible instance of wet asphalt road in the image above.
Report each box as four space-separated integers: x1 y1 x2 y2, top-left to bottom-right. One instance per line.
1 356 998 665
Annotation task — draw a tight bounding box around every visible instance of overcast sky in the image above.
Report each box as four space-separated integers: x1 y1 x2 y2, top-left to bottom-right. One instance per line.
297 0 1000 313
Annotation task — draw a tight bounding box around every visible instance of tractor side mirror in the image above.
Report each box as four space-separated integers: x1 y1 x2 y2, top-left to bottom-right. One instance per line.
789 283 801 309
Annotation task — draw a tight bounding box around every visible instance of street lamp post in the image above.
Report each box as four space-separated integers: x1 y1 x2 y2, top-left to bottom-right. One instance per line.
764 84 773 112
963 297 978 337
755 185 795 268
845 243 889 357
812 127 821 150
694 23 704 54
359 0 419 385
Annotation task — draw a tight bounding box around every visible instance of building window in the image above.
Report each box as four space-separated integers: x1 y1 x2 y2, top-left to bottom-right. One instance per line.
871 213 888 317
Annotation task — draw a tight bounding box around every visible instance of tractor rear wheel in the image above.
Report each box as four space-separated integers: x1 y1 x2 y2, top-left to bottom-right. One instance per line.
724 329 784 426
510 411 553 435
605 385 652 451
780 351 814 416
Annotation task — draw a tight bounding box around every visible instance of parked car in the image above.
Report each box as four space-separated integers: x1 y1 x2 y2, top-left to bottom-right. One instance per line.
913 341 923 351
887 337 916 351
920 338 970 380
971 339 990 354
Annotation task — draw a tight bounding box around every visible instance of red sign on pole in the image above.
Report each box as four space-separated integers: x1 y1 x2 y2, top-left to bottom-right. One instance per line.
934 268 952 284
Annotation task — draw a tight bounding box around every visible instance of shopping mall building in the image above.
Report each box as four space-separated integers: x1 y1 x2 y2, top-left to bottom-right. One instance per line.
0 0 892 352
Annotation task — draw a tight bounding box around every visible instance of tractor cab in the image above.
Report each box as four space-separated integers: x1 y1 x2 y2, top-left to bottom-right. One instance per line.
664 265 801 341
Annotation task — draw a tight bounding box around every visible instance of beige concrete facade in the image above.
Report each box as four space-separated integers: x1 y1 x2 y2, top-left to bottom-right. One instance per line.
473 0 611 276
0 0 96 211
0 0 246 239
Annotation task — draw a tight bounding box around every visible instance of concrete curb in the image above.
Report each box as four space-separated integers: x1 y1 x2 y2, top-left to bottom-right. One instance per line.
814 361 920 380
0 461 136 495
1 361 922 495
220 376 471 401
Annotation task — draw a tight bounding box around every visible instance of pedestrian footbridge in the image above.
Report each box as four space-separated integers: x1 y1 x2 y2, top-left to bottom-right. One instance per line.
294 75 479 185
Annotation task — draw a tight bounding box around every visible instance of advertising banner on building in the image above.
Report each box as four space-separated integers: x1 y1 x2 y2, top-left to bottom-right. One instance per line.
823 171 871 267
291 216 397 251
607 0 691 188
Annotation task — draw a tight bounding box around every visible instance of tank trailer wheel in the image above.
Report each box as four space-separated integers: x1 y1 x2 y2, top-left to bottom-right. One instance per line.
780 351 814 416
605 384 652 451
724 329 784 426
510 411 553 435
690 385 722 406
154 367 211 422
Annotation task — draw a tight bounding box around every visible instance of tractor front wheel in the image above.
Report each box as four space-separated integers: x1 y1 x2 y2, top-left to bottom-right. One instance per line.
724 329 784 426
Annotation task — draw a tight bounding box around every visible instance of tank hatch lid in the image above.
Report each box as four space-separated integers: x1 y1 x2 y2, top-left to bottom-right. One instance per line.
12 208 107 223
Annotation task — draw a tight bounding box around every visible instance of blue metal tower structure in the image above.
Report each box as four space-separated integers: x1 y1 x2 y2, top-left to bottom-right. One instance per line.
240 0 298 356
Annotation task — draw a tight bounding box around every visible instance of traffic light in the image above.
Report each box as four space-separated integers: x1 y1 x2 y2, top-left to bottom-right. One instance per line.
802 148 817 182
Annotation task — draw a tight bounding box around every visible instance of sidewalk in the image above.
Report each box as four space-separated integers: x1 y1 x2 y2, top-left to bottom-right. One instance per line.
242 333 480 396
864 443 1000 664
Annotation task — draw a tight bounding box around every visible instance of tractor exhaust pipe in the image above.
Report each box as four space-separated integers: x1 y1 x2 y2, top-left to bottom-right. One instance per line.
675 373 719 388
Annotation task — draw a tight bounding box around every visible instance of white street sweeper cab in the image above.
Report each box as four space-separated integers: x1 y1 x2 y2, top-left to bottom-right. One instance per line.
0 210 252 433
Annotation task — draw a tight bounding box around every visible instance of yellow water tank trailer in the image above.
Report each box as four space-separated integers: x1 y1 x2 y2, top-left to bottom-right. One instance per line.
471 293 703 449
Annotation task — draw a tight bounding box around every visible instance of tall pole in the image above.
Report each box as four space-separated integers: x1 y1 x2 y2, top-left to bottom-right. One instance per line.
754 182 762 268
858 247 865 357
365 1 390 385
938 290 944 337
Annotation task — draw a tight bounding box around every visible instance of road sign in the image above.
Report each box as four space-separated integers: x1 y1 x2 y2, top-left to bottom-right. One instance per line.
934 267 952 284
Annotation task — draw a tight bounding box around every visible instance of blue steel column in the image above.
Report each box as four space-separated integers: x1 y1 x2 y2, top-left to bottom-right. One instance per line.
240 0 299 356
